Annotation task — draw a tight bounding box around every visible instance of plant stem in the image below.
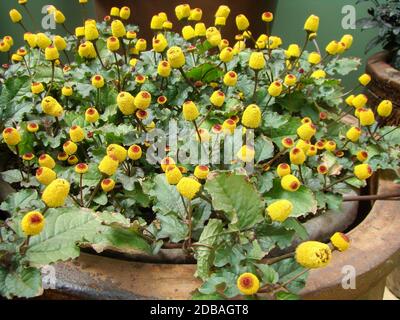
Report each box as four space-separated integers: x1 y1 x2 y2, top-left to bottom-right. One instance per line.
252 70 259 102
46 61 55 96
86 175 106 207
179 67 198 93
18 21 28 32
93 41 106 69
193 120 202 142
298 165 304 184
15 145 25 181
323 175 353 191
378 126 399 141
79 174 84 206
113 52 122 91
62 24 74 37
22 57 32 78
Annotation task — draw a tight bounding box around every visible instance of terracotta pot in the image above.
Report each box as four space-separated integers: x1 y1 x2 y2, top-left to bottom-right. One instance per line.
36 175 400 300
93 0 277 43
366 51 400 126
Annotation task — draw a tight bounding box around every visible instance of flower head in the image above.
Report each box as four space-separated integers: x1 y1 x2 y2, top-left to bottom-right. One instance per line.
330 232 350 252
237 273 260 296
36 167 57 185
42 179 70 208
101 178 116 192
2 127 21 146
98 155 119 176
281 174 301 192
165 166 183 185
296 241 332 268
21 211 45 236
266 200 293 222
75 163 89 174
177 177 202 200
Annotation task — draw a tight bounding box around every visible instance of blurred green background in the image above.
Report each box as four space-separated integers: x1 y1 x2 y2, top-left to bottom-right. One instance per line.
0 0 381 88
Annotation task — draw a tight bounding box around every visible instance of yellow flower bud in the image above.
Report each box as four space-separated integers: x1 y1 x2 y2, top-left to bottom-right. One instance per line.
215 17 226 26
262 11 274 22
38 154 56 169
290 148 306 165
134 91 152 110
152 34 168 53
21 211 45 236
210 90 225 107
311 70 326 79
297 123 316 141
219 47 234 63
117 92 136 115
107 36 120 52
167 46 185 69
249 51 265 70
284 74 297 86
224 71 238 86
110 7 120 17
359 74 372 86
85 23 99 41
326 41 339 55
85 107 99 123
175 4 191 21
157 60 171 77
359 108 375 126
222 119 237 135
36 33 52 50
182 25 196 41
69 125 85 143
107 144 127 163
206 27 222 47
54 10 66 24
281 137 294 149
277 163 291 177
286 44 301 59
151 15 164 30
307 146 317 157
2 127 21 146
281 174 301 192
92 75 105 88
345 95 355 106
62 86 73 97
67 155 79 165
308 52 321 65
354 163 373 180
194 23 206 37
36 167 56 185
296 241 331 268
176 177 202 200
75 26 85 37
98 155 119 176
268 81 283 97
304 15 319 33
75 163 89 174
352 94 368 109
78 41 97 59
340 34 353 49
356 150 369 162
266 200 293 222
111 20 126 38
242 104 261 129
42 179 70 208
63 140 78 155
268 36 282 49
189 8 202 21
237 145 255 163
44 45 59 61
9 9 22 23
165 166 183 185
215 5 231 19
128 145 142 161
377 100 393 118
182 101 199 121
101 178 115 193
346 127 362 142
325 140 337 152
330 232 350 252
237 273 260 296
236 14 250 31
120 6 131 20
27 122 39 133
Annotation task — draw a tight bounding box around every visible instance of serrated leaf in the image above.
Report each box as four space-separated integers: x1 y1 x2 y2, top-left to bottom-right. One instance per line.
282 218 308 240
0 169 24 184
255 135 275 163
0 189 38 213
2 267 43 299
156 214 188 243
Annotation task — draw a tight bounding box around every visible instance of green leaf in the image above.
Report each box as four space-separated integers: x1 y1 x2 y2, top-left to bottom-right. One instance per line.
255 264 279 284
255 135 275 163
2 267 43 299
256 222 295 250
156 214 188 243
275 291 300 300
187 63 224 83
204 173 264 230
315 192 343 212
256 172 274 194
282 218 308 240
272 259 308 294
192 291 224 300
327 57 361 76
33 65 64 83
247 240 266 260
265 179 318 218
0 169 24 184
0 189 39 213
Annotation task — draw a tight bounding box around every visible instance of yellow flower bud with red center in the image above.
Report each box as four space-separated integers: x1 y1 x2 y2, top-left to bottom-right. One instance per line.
354 163 373 180
167 46 185 69
2 127 21 146
357 150 369 162
107 36 120 52
63 140 77 155
215 5 231 19
194 23 206 37
262 11 274 22
219 47 234 63
281 174 301 192
21 211 45 236
330 232 350 252
91 75 104 89
189 8 202 21
120 6 131 20
117 92 136 115
177 177 202 200
134 91 152 110
359 108 375 126
237 146 255 163
308 52 321 65
242 104 261 129
266 200 293 222
56 152 67 161
311 70 326 79
135 75 146 85
326 41 339 55
85 107 99 123
69 125 85 143
152 34 168 53
301 117 312 124
156 96 167 106
107 144 127 163
165 166 183 185
249 52 265 70
211 124 222 135
111 20 126 38
314 140 325 151
377 100 393 118
101 178 116 193
324 140 336 152
224 71 238 86
182 101 199 121
36 167 57 185
268 81 283 97
282 137 295 149
307 145 317 157
67 155 79 165
341 34 353 49
206 27 222 47
9 9 22 23
359 73 372 86
110 7 120 17
175 4 191 21
237 273 260 296
151 15 164 30
75 163 89 174
42 179 70 208
62 86 73 97
222 119 237 135
126 31 137 40
277 163 291 177
17 48 27 57
78 41 97 59
0 40 11 53
157 60 171 78
45 45 59 61
317 164 328 175
285 44 301 59
215 17 226 27
236 14 250 31
297 122 316 141
296 241 332 268
85 23 99 41
12 54 23 63
296 139 311 153
36 33 52 50
98 155 119 176
161 157 175 172
304 15 319 33
22 152 35 161
290 148 306 165
284 74 297 87
346 127 362 142
210 90 225 107
128 145 142 161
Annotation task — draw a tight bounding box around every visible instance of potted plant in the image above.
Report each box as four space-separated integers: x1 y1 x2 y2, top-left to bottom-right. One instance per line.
1 2 400 300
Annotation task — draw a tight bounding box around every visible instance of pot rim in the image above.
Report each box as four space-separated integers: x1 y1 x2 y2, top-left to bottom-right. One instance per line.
366 51 400 92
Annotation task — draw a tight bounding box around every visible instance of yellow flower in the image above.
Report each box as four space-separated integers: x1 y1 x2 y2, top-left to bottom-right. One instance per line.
22 152 35 161
282 137 294 149
210 90 225 107
175 4 191 20
237 145 255 163
308 52 321 65
295 241 332 268
54 10 66 24
12 54 23 63
110 7 120 17
206 27 222 47
215 17 226 26
92 75 105 89
268 36 282 49
163 21 173 30
194 165 210 180
63 140 78 155
297 123 316 141
194 23 206 37
54 35 67 51
101 178 116 192
317 164 328 175
189 8 202 21
223 71 238 86
284 74 297 87
277 163 291 177
21 211 45 236
117 92 136 115
38 154 56 169
68 155 79 165
220 47 234 63
352 94 368 109
377 100 393 118
69 125 85 143
237 273 260 296
248 51 265 70
236 14 250 31
266 200 293 222
182 25 196 41
311 70 326 79
85 23 99 41
2 127 21 146
57 152 68 161
9 9 22 23
36 33 52 50
296 139 311 153
24 32 37 48
354 163 373 180
78 41 97 59
120 6 131 20
134 91 152 110
304 15 319 33
36 167 57 185
359 73 372 86
98 155 119 176
330 232 350 252
222 119 237 135
356 150 369 162
126 31 137 40
176 177 202 200
359 108 375 126
161 157 176 172
340 34 353 49
158 61 171 78
326 41 339 55
345 95 355 107
325 140 336 152
85 107 99 123
42 179 70 208
183 101 199 121
285 44 301 59
75 163 89 174
151 15 164 30
346 127 362 142
215 5 231 19
45 45 59 61
307 146 317 156
242 104 262 129
268 81 283 97
262 11 274 22
62 86 73 97
128 145 142 161
107 36 120 52
167 46 185 69
290 148 306 165
281 174 301 192
111 19 126 38
107 144 127 163
136 39 147 52
152 34 168 53
0 40 11 53
129 58 138 67
165 166 183 185
195 128 211 143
